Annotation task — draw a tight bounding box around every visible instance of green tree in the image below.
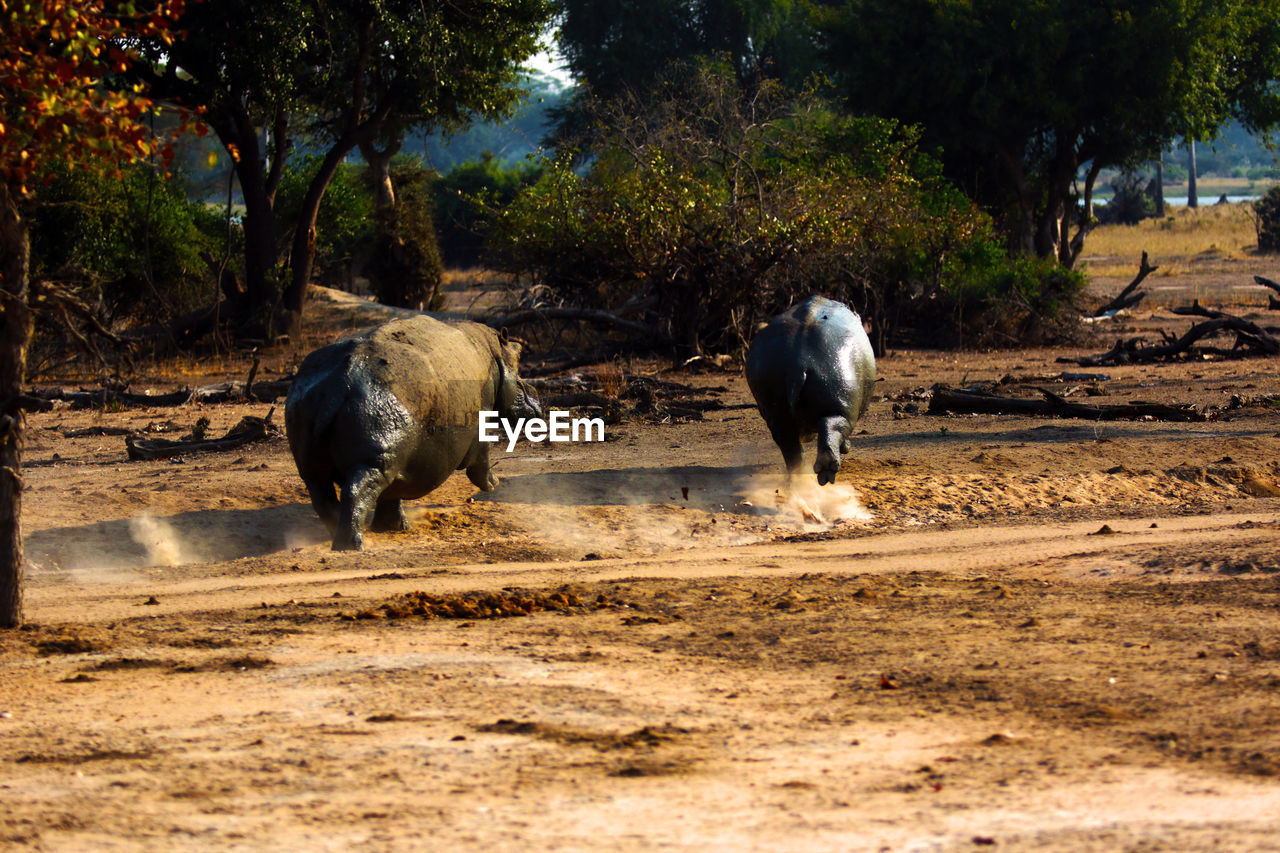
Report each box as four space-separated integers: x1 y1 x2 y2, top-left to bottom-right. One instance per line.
1 0 190 627
488 65 1013 355
136 0 553 338
434 153 545 267
557 0 817 96
30 163 215 328
816 0 1280 265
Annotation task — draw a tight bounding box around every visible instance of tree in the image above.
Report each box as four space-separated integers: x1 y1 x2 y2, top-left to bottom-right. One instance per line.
816 0 1280 265
0 0 190 628
557 0 817 98
136 0 552 338
488 65 1014 355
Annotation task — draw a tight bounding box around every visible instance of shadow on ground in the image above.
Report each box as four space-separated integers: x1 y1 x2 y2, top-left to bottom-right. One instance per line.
26 503 326 577
480 465 769 509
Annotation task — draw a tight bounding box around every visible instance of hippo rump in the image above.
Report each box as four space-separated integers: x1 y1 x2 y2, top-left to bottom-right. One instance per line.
745 296 876 485
285 315 539 550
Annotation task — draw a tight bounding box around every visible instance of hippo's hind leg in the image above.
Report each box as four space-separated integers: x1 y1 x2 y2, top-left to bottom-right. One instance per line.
302 474 341 531
465 446 498 492
371 498 408 533
814 415 851 486
765 421 805 485
334 466 393 551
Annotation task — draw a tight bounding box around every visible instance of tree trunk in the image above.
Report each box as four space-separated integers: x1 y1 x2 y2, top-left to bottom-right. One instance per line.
359 137 403 211
1061 160 1102 268
279 144 356 338
1187 139 1198 209
1154 157 1165 216
996 145 1038 256
206 107 283 339
0 185 32 628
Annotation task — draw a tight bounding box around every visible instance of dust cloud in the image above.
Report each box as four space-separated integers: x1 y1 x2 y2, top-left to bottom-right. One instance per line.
128 513 190 566
489 465 873 557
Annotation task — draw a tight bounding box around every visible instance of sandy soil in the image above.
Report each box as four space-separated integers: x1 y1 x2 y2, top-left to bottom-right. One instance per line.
7 285 1280 851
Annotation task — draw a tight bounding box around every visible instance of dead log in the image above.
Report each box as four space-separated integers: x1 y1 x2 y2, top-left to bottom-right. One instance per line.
125 409 279 461
928 386 1204 422
63 426 133 437
1064 313 1280 366
27 388 196 410
192 379 292 404
1090 251 1157 316
0 395 54 416
484 307 663 339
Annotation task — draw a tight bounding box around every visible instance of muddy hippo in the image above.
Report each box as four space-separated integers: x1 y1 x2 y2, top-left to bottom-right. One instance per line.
745 296 876 485
285 315 539 550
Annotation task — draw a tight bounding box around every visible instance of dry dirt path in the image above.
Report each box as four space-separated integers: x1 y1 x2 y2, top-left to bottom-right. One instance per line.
22 506 1280 624
9 293 1280 849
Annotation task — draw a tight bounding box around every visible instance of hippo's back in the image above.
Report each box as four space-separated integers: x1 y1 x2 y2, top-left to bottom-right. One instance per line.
285 316 498 485
746 296 875 433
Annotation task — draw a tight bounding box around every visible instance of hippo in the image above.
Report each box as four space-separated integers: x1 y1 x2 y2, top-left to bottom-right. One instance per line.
285 315 539 550
745 296 876 485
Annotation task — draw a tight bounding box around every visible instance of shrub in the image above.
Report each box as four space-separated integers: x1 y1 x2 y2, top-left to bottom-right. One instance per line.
487 64 1031 354
29 163 215 325
1099 172 1158 225
1254 185 1280 253
276 157 375 289
367 161 445 310
943 256 1086 348
432 153 544 267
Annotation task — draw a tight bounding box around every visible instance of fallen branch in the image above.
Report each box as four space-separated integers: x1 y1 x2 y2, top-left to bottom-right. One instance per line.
1090 251 1156 317
125 409 279 461
1252 276 1280 310
27 388 195 409
1064 313 1280 366
0 395 54 416
484 306 663 339
27 378 292 410
928 386 1204 422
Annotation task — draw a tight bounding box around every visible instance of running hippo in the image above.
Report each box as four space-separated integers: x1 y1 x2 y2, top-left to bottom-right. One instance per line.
285 315 539 551
745 296 876 485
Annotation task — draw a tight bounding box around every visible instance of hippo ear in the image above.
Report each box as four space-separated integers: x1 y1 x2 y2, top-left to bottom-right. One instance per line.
499 327 511 346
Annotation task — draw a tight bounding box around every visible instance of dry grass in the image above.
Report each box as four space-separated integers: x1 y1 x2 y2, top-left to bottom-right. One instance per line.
1080 202 1260 278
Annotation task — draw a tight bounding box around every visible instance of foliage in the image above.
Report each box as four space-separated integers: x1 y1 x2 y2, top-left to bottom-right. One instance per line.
134 0 555 336
944 257 1086 349
275 158 375 289
816 0 1280 265
0 0 194 196
488 65 1032 354
367 161 445 310
1099 173 1160 226
30 164 218 325
557 0 818 97
0 0 192 627
433 154 545 267
1253 186 1280 254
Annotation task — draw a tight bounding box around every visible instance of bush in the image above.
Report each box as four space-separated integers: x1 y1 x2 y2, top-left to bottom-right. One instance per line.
1254 185 1280 253
367 161 445 310
943 257 1086 348
29 163 216 325
488 64 1035 354
1247 165 1280 182
1099 172 1158 225
432 153 543 267
276 157 375 289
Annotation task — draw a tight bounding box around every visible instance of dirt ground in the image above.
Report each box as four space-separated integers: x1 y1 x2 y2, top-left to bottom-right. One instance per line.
8 279 1280 851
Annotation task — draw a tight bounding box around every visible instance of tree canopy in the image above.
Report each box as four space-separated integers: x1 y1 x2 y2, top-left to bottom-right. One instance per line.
136 0 553 337
815 0 1280 264
1 0 191 626
557 0 816 97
